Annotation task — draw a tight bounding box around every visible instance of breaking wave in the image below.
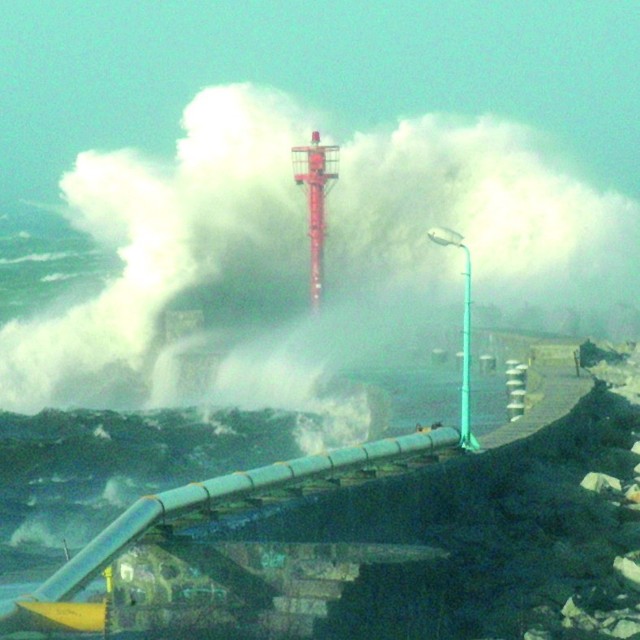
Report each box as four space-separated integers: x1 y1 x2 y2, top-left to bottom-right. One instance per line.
0 82 635 416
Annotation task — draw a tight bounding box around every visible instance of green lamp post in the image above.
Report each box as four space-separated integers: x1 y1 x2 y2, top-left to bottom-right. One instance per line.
427 226 480 451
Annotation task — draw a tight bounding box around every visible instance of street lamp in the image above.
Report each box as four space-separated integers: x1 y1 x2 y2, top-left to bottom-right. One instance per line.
427 226 479 451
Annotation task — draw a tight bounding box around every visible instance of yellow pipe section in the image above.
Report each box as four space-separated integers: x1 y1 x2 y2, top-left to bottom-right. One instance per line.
16 601 106 633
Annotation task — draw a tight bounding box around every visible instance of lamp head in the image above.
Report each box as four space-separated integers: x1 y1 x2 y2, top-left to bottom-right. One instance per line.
427 226 464 247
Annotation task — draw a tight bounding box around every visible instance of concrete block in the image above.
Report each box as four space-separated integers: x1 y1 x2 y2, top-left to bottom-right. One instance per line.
580 472 622 493
614 556 640 592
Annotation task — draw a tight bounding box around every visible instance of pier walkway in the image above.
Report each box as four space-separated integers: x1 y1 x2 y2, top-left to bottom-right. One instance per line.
481 366 595 450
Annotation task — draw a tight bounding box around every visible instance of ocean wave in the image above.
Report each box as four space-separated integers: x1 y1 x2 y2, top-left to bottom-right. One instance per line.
93 424 111 439
39 273 76 282
0 251 78 265
9 509 98 550
0 405 312 565
101 475 142 508
0 84 635 412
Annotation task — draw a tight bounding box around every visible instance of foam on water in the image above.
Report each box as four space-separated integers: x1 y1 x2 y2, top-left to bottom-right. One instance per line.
9 511 94 550
40 272 76 282
0 251 78 264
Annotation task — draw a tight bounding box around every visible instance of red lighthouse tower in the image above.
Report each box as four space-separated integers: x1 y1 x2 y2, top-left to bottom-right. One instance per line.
292 131 339 313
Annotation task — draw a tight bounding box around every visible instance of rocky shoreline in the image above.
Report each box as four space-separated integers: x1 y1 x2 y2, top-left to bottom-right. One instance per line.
441 377 640 640
187 355 640 639
300 374 640 639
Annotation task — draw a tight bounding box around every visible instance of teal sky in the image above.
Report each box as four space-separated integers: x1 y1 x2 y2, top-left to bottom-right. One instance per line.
1 0 639 212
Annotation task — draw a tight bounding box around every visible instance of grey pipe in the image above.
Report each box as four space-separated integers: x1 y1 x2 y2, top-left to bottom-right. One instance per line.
2 426 460 614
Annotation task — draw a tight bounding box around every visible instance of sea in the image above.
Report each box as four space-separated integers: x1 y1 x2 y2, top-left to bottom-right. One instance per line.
0 207 508 590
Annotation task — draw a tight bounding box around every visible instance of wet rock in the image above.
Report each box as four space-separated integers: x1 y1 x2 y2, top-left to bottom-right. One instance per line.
580 339 627 368
561 596 584 619
625 483 640 503
582 584 626 612
610 617 640 638
560 595 600 631
523 628 552 640
580 471 622 493
561 613 599 632
614 555 640 592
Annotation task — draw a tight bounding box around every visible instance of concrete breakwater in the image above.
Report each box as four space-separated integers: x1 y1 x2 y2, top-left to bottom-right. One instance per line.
218 353 640 639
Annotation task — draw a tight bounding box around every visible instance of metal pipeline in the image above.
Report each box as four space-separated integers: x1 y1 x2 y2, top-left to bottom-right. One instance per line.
0 426 461 620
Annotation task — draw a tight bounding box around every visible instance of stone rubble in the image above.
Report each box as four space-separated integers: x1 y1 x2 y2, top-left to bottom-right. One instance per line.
312 372 640 640
585 342 640 405
546 438 640 639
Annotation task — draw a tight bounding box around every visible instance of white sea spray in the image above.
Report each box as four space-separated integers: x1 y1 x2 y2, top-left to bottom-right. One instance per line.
0 83 634 416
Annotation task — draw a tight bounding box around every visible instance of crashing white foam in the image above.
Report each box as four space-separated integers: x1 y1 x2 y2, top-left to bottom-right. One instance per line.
0 83 635 413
